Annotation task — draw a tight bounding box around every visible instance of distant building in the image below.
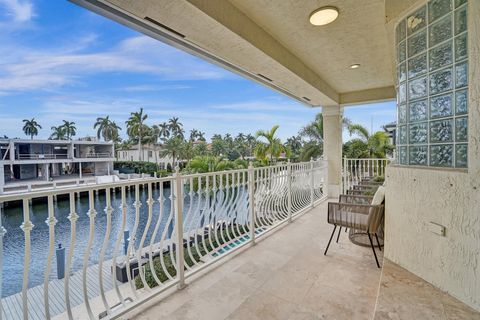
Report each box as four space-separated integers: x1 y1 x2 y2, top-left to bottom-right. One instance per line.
116 144 174 169
383 121 397 145
0 138 114 194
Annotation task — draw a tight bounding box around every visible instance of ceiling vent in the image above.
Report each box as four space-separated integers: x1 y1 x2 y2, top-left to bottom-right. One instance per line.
257 73 273 82
144 17 185 38
302 96 311 102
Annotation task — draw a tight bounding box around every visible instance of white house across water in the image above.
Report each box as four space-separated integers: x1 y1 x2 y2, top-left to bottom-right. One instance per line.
0 138 115 194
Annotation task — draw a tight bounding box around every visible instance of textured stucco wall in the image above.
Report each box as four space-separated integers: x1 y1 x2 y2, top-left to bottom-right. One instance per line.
384 0 480 311
385 167 479 310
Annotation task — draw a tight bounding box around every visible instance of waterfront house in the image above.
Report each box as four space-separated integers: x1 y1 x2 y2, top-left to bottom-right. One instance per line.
116 144 174 169
0 138 114 194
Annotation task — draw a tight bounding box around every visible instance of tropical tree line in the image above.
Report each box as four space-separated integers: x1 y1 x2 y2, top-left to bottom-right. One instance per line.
22 119 77 140
19 109 393 171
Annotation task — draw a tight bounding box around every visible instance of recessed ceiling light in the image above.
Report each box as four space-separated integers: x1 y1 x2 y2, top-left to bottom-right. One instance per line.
350 64 361 69
309 6 339 26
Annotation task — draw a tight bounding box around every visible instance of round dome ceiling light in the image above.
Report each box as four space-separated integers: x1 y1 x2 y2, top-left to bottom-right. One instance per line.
349 64 361 69
309 6 339 26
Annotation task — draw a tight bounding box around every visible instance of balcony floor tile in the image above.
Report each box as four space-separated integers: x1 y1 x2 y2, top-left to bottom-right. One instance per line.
123 201 384 320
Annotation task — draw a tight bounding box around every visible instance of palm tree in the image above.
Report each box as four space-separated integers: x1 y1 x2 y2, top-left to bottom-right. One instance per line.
347 124 393 158
235 133 248 160
168 117 183 138
189 129 199 142
211 134 225 157
50 126 66 140
193 142 208 156
300 113 324 142
254 125 286 163
126 108 148 161
60 120 76 140
180 141 195 164
286 135 303 155
149 124 162 164
197 131 206 142
158 122 170 141
117 140 133 151
160 137 184 168
245 134 256 157
22 118 42 139
94 116 122 142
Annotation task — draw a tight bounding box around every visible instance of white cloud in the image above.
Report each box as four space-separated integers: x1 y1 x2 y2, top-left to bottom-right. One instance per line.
123 84 191 92
0 35 230 94
0 0 33 22
23 96 316 140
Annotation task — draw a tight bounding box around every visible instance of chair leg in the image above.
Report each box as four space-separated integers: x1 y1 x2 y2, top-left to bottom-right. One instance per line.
375 233 382 251
324 225 337 255
344 227 348 232
336 226 342 243
367 233 381 268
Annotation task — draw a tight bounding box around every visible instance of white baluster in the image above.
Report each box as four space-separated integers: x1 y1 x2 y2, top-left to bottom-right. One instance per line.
310 157 314 208
99 187 113 314
173 167 185 289
43 195 57 319
287 160 292 222
0 203 7 320
82 190 97 320
20 198 34 320
111 186 127 306
248 163 255 245
65 193 78 319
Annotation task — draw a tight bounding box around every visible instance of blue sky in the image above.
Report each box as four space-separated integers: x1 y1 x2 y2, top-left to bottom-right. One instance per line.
0 0 396 141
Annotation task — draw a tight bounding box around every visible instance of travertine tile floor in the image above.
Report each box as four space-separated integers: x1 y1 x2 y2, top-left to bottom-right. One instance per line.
122 201 383 320
121 201 479 320
374 260 480 320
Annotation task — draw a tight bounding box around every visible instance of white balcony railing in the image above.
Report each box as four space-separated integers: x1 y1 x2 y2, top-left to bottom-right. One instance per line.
17 154 69 160
84 152 112 158
342 157 390 194
0 159 327 320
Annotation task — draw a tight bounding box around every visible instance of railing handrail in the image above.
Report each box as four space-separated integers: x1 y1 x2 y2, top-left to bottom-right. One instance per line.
17 153 69 160
0 159 325 202
343 157 391 161
84 152 112 158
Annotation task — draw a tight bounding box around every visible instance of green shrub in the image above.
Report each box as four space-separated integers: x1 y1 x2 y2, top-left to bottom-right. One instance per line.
156 170 170 177
114 161 159 175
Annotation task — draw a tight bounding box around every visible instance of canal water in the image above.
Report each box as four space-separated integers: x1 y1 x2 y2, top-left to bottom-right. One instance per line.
1 186 177 298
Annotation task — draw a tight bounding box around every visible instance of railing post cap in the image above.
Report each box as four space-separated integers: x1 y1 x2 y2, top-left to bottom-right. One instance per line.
174 166 180 174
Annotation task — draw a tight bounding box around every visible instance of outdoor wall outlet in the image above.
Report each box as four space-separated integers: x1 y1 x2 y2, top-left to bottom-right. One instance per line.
428 222 446 236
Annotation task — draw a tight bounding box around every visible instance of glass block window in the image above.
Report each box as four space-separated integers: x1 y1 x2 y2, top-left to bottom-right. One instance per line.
395 0 468 168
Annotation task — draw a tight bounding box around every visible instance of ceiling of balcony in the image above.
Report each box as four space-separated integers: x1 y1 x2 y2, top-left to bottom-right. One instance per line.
73 0 403 107
228 0 392 94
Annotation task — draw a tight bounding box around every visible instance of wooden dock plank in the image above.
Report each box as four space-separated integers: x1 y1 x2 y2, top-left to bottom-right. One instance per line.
47 280 66 315
2 258 124 319
2 296 20 320
27 286 46 318
67 273 85 305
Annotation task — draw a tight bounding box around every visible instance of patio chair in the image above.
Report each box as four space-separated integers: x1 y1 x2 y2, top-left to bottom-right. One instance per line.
333 194 374 241
324 186 385 268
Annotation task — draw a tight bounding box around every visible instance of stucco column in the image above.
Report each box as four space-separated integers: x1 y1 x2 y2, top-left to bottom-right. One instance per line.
79 162 82 179
8 141 14 161
0 164 5 195
322 105 343 198
45 164 50 181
